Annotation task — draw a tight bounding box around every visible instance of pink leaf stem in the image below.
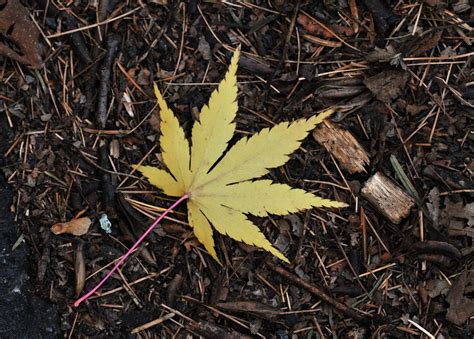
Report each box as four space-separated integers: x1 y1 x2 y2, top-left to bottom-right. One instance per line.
74 194 189 307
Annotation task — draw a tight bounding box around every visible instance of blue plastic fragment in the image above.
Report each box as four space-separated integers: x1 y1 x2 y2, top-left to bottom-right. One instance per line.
99 213 112 234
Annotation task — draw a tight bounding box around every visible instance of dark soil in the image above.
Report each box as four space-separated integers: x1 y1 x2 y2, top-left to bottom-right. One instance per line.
0 0 473 337
0 119 59 337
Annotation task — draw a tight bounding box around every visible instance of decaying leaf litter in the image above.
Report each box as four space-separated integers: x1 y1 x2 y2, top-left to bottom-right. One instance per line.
0 0 472 337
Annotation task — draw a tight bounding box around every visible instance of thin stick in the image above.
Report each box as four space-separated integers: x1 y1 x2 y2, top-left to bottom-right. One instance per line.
47 7 140 38
131 312 176 334
73 194 189 307
265 259 375 325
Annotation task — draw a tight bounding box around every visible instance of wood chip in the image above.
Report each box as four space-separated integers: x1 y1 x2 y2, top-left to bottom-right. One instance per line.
361 172 414 224
313 120 369 173
74 240 86 297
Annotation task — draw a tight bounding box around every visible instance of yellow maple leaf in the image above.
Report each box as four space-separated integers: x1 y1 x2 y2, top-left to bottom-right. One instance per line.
134 48 346 263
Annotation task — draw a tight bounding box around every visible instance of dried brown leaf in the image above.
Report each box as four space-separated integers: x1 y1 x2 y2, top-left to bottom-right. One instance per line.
364 70 409 103
404 31 443 57
446 270 474 325
366 45 399 63
0 0 42 67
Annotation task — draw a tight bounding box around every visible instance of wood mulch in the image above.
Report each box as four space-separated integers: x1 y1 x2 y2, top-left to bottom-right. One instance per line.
0 0 472 337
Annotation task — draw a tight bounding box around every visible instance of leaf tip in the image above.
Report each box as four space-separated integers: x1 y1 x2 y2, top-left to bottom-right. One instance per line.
323 199 349 209
215 256 223 266
229 46 241 75
131 164 144 174
203 245 224 266
233 45 241 58
273 250 290 263
153 83 168 111
337 202 349 208
309 107 337 126
153 83 161 99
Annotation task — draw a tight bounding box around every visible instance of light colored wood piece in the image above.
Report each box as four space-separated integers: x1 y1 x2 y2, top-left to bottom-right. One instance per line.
361 172 415 224
313 120 369 173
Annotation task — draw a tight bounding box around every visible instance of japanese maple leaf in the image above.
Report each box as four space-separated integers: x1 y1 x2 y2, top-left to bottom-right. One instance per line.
134 49 346 263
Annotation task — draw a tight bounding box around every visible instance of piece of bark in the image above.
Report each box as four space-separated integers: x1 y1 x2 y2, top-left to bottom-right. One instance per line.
74 239 86 297
313 120 369 173
361 172 414 224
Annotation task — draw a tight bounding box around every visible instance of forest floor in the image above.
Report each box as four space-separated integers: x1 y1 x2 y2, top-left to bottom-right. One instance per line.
0 0 473 337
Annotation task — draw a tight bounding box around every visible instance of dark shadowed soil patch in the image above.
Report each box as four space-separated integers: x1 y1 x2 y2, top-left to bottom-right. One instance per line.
0 114 59 337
